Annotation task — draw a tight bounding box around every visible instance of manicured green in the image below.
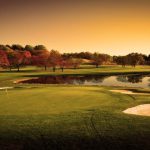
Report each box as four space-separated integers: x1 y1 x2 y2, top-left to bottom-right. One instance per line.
0 65 150 150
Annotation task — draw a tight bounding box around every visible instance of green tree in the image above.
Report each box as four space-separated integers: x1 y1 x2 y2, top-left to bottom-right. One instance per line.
25 45 34 51
11 44 24 51
0 45 10 51
127 53 145 67
34 45 47 50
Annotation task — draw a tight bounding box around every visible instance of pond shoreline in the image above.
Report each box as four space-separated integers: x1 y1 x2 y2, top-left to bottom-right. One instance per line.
16 73 150 88
22 71 150 77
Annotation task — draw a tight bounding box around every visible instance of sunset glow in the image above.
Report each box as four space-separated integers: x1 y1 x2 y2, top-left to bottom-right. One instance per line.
0 0 150 55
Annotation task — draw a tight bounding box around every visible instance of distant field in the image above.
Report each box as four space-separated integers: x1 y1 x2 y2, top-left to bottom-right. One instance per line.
0 65 150 150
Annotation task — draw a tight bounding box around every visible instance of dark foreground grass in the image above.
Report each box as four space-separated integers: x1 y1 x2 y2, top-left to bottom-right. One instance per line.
0 86 150 150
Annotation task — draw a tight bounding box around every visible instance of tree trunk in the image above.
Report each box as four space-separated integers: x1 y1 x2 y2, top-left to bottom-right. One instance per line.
61 67 64 72
44 65 47 71
9 67 12 71
53 67 56 72
17 66 20 72
132 64 136 67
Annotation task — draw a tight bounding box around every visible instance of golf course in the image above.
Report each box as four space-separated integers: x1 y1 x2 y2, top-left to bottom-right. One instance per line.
1 0 150 149
0 65 150 150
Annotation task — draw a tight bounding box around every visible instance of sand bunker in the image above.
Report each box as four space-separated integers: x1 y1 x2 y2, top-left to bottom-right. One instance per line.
123 104 150 116
110 90 150 95
13 79 29 84
0 87 13 90
13 78 38 84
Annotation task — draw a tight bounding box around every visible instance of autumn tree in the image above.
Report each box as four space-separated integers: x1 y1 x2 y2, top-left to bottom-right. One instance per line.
7 51 31 71
92 53 109 68
23 51 32 65
59 57 73 72
13 52 24 71
0 50 9 68
48 50 61 72
32 50 50 70
69 58 83 69
59 59 67 72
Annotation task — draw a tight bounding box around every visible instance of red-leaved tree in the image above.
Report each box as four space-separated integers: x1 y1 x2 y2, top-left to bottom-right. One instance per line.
48 50 61 72
7 51 31 71
31 50 50 70
0 50 9 68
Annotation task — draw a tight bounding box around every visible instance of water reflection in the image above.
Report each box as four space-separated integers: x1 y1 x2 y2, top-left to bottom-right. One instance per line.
21 75 107 85
116 75 143 83
21 74 150 88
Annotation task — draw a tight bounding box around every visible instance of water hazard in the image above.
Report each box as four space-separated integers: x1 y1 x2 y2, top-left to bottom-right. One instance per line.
20 74 150 88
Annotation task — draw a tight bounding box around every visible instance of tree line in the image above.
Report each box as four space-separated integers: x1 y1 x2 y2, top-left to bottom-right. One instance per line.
0 44 149 72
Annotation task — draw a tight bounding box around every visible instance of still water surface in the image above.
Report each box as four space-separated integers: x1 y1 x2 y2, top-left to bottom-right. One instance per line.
21 74 150 88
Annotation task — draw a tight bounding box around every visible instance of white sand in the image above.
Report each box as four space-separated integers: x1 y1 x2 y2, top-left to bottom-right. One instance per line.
13 79 29 84
123 104 150 116
110 90 150 95
0 87 13 90
13 78 38 84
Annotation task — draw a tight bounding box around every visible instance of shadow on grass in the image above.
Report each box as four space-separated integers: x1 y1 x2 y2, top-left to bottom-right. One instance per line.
0 112 149 150
0 134 149 150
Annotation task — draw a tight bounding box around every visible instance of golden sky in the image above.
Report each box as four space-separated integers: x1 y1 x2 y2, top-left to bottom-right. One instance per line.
0 0 150 55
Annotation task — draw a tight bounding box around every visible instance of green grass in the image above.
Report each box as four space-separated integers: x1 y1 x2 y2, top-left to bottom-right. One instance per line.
0 86 150 150
0 86 109 115
0 65 150 150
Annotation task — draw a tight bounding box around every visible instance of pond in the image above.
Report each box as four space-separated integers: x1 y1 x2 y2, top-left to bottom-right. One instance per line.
20 74 150 88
